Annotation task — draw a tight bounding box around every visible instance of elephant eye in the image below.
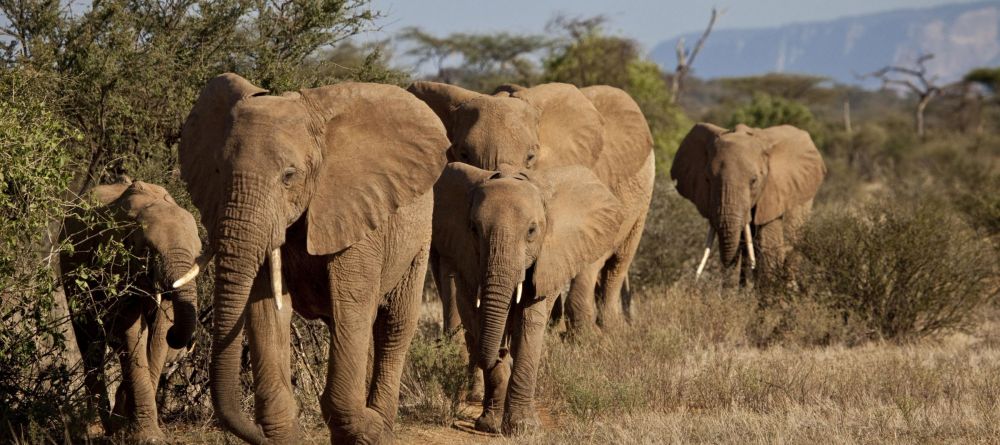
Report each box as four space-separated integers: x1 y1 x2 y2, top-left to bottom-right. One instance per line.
282 167 297 185
750 175 759 186
527 223 538 240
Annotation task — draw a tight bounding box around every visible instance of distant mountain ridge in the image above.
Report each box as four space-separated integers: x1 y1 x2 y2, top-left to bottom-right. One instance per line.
650 1 1000 86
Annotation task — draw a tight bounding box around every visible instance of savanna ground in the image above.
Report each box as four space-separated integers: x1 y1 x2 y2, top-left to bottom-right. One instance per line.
3 1 1000 444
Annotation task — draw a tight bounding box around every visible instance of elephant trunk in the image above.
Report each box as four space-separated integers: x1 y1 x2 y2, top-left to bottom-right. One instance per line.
477 232 521 372
210 175 277 445
716 185 749 269
163 250 199 349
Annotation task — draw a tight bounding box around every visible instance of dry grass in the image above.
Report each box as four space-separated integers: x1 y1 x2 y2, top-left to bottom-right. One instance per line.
147 281 1000 444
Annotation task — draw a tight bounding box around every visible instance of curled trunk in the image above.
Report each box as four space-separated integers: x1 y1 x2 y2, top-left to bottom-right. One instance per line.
163 253 199 349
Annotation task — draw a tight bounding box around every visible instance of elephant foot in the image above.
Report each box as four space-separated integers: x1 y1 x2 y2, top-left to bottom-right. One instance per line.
502 407 541 436
117 424 167 445
474 409 503 434
329 407 388 445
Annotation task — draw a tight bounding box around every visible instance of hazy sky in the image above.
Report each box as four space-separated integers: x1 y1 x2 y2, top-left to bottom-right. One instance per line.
367 0 985 51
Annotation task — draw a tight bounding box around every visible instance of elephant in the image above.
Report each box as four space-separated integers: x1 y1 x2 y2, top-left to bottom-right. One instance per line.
433 162 624 434
671 123 826 284
59 178 202 443
178 73 449 444
407 81 654 333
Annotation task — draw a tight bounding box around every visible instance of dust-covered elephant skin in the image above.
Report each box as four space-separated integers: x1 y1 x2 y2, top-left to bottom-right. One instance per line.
671 123 827 284
408 81 655 335
179 73 449 444
432 162 624 435
60 179 202 443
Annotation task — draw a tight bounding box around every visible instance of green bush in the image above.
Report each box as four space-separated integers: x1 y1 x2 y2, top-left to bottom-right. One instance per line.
631 175 711 290
399 320 468 425
0 67 86 440
794 199 999 340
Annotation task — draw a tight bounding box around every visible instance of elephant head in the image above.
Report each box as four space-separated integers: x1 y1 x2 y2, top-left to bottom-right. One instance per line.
179 73 448 442
670 123 826 274
407 81 605 173
97 180 203 349
434 162 622 370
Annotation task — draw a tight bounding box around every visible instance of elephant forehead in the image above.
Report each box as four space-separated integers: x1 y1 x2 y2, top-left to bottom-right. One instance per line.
137 203 202 254
472 179 543 220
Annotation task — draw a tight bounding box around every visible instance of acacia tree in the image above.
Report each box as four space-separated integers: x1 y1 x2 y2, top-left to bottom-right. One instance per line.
397 26 549 90
862 54 941 138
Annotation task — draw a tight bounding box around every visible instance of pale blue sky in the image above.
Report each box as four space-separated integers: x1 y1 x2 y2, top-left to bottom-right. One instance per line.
367 0 985 51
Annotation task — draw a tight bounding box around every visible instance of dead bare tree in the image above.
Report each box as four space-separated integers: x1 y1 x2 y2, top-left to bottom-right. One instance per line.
671 7 725 104
862 54 941 138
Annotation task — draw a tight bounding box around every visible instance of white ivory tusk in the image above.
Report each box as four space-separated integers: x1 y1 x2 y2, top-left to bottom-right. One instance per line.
744 223 756 270
156 292 162 305
269 248 284 311
695 225 716 279
476 295 481 309
171 263 200 289
515 282 523 304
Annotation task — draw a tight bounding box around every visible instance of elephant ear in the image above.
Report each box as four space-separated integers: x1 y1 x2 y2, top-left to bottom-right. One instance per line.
301 83 450 255
670 123 727 219
530 166 623 297
755 125 827 224
433 162 496 285
179 73 268 239
580 85 654 185
512 83 604 170
407 81 481 140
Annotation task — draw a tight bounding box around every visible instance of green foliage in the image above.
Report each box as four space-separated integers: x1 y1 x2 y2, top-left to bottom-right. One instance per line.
0 66 86 440
398 27 548 91
795 199 999 340
964 67 1000 93
626 60 693 170
400 321 468 425
543 16 691 173
543 15 637 88
728 92 818 131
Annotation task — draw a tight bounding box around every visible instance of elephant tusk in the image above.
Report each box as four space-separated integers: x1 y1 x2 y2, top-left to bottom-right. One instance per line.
171 263 200 289
695 225 715 279
476 295 481 309
156 292 162 305
515 281 523 304
744 223 756 270
269 248 284 311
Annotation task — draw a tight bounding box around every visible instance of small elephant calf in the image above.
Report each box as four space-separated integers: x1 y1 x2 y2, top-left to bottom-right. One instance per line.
60 179 204 442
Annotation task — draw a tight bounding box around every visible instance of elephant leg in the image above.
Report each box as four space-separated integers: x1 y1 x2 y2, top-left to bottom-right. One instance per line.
597 215 646 328
756 219 786 286
502 295 556 435
367 248 428 438
563 260 602 335
475 347 511 434
447 263 484 403
322 246 385 444
430 250 463 337
245 270 300 443
74 314 114 435
115 303 165 441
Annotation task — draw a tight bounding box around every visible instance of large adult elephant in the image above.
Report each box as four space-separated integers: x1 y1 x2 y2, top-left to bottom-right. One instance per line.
408 81 653 333
179 73 448 444
60 179 202 443
434 162 623 434
671 123 826 283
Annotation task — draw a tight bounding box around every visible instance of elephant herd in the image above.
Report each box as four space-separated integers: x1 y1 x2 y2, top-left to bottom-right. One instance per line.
59 73 826 444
